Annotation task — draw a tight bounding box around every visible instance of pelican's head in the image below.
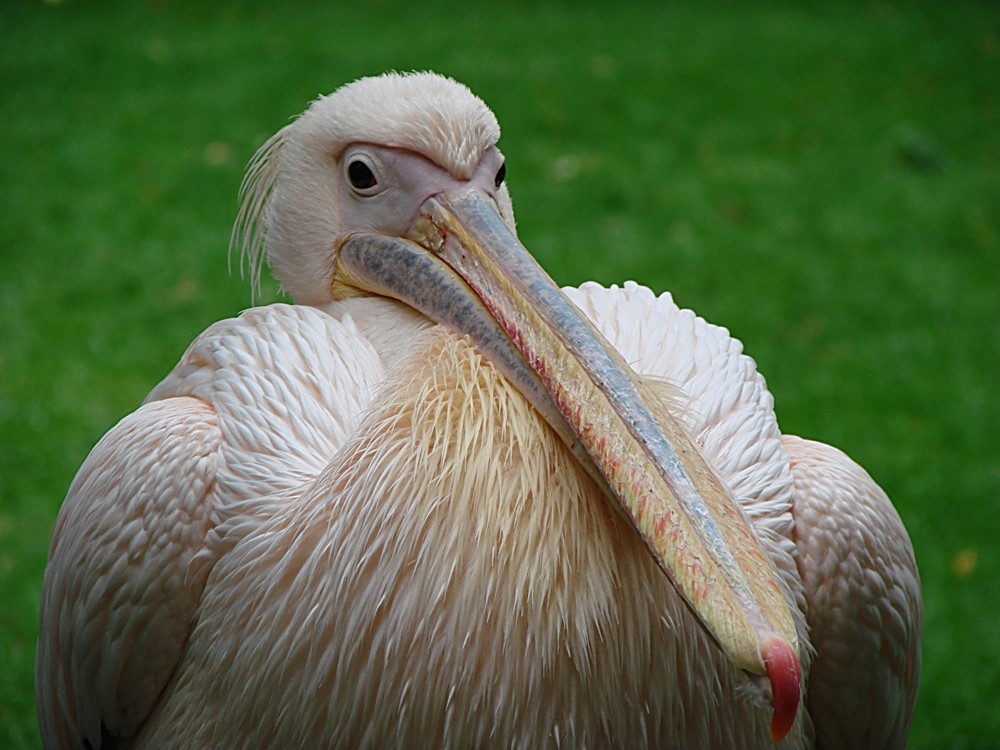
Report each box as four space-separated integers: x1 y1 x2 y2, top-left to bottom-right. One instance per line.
237 71 513 305
235 71 802 742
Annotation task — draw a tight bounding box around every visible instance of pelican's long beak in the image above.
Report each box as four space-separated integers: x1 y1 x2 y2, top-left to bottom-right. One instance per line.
337 189 801 742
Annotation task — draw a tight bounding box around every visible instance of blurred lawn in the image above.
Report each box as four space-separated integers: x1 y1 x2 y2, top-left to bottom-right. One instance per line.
2 1 998 747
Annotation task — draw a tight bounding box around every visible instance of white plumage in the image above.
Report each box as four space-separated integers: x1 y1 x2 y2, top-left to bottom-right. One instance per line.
36 72 920 749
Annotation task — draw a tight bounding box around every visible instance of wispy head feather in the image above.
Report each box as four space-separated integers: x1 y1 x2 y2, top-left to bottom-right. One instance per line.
231 125 288 300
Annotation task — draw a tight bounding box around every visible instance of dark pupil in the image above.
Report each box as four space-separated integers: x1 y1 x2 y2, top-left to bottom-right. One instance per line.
348 160 377 189
494 162 506 188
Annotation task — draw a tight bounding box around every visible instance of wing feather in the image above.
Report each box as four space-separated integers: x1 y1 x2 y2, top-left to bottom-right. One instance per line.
37 302 386 749
785 435 921 749
37 397 222 748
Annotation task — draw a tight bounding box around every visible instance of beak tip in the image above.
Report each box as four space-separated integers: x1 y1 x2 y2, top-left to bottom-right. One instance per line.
761 636 801 742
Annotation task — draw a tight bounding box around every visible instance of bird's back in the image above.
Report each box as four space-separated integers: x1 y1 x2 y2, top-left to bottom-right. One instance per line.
39 286 815 748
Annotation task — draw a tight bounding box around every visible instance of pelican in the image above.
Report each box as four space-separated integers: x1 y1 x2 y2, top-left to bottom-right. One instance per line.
36 71 921 749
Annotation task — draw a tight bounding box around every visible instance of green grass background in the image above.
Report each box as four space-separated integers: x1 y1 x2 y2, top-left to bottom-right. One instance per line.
2 1 997 747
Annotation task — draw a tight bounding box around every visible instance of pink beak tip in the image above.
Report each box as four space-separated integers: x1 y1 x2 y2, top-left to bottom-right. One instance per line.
761 637 801 743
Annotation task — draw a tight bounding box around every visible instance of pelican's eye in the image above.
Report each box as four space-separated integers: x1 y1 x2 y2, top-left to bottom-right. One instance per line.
494 162 506 188
347 158 379 194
